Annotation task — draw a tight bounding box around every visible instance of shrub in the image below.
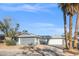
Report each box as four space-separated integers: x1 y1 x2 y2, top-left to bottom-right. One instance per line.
5 40 16 46
0 40 4 43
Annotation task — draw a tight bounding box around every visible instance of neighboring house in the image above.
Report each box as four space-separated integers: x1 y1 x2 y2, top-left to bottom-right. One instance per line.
16 32 65 46
0 34 5 43
0 34 5 40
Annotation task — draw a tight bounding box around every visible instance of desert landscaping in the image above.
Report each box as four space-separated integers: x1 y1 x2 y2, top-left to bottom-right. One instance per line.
0 44 78 56
0 3 79 56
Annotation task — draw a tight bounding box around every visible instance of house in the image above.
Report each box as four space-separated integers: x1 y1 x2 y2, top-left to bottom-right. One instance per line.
16 32 65 46
0 34 5 40
48 35 65 46
39 35 65 46
16 33 40 45
0 34 5 43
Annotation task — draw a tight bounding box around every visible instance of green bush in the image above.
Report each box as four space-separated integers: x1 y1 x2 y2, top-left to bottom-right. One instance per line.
0 40 4 43
5 40 16 46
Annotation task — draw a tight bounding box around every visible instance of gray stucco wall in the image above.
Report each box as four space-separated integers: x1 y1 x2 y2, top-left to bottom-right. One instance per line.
18 37 36 45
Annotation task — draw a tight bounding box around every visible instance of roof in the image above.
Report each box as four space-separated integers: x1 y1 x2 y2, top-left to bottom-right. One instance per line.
17 32 64 39
40 35 64 39
17 33 40 38
51 35 64 38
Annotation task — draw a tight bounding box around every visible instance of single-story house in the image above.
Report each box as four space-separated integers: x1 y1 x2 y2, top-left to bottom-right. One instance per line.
16 33 40 45
16 33 65 46
39 35 65 46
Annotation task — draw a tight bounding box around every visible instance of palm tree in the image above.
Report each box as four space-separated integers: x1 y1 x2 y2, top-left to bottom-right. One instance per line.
59 3 68 49
66 4 75 49
61 3 74 49
73 4 79 49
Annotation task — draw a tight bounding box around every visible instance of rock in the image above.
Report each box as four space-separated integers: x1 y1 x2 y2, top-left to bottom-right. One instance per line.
0 45 65 56
30 52 42 56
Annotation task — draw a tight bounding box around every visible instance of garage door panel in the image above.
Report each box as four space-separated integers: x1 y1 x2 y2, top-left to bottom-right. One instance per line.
48 39 63 45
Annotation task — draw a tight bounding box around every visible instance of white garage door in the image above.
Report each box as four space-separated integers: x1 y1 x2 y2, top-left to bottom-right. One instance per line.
48 39 63 45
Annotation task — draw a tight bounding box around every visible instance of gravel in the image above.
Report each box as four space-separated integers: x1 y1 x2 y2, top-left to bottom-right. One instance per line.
0 45 65 56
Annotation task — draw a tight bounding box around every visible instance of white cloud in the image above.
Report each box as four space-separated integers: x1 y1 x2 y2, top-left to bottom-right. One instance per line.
27 22 64 35
28 23 54 27
0 4 57 12
0 4 43 12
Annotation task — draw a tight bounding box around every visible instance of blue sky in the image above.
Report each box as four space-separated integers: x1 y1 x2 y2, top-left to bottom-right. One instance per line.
0 3 77 35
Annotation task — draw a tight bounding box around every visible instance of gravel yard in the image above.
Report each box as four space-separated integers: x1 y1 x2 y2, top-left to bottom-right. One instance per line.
0 44 70 56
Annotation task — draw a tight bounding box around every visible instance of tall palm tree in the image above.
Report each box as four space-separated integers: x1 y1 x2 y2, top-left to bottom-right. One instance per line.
59 3 75 50
73 4 79 49
64 3 74 49
59 3 68 49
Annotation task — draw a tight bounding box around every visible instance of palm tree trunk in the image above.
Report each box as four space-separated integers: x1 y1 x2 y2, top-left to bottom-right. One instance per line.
69 4 74 50
74 6 79 49
63 11 68 49
69 14 73 49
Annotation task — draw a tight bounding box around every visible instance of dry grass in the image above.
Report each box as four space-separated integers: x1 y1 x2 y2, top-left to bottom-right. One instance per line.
64 48 79 56
0 44 79 56
0 43 24 51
